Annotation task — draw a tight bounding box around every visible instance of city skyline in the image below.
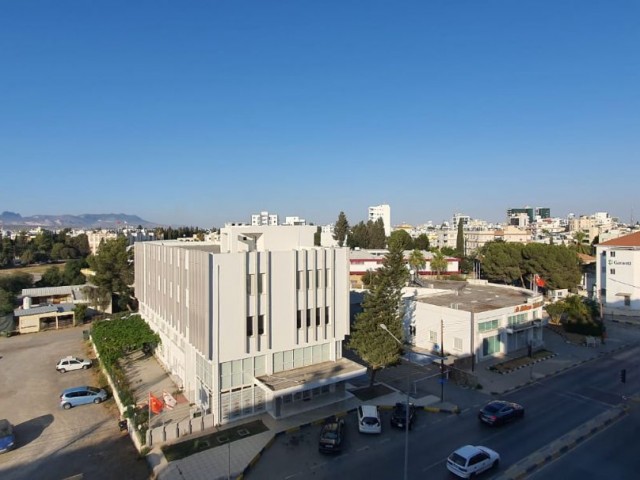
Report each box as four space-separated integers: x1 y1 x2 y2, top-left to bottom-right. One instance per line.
1 1 638 227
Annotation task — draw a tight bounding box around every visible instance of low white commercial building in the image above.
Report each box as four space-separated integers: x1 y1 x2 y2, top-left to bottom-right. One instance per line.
134 225 365 426
403 281 545 363
596 231 640 319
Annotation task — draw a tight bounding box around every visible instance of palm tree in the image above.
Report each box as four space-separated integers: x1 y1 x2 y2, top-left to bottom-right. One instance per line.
572 231 591 255
430 250 448 279
408 249 426 283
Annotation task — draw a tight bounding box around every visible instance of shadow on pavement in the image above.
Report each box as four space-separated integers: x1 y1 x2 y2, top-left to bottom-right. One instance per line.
14 414 54 447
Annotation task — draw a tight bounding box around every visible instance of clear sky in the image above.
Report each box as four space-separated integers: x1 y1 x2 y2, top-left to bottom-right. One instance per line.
1 1 638 228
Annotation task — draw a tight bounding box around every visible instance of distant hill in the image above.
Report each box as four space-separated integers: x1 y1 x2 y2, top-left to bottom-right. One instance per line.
0 211 158 229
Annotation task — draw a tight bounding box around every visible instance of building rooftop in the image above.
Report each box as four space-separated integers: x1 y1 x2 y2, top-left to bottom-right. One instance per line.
256 358 366 392
20 285 87 299
412 281 536 313
598 231 640 247
14 303 74 317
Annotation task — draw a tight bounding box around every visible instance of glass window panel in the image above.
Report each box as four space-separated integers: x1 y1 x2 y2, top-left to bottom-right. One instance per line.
322 343 330 361
294 348 304 368
313 344 322 362
273 352 283 373
304 346 313 366
255 355 266 376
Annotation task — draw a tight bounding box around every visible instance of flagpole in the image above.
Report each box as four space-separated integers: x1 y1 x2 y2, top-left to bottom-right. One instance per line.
148 391 152 428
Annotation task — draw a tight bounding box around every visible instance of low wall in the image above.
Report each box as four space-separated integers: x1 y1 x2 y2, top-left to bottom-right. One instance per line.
147 413 216 447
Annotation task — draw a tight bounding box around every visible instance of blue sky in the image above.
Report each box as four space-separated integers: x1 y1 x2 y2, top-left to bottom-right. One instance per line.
1 1 638 228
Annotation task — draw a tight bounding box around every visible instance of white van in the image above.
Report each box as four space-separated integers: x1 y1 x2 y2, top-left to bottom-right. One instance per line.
357 405 381 434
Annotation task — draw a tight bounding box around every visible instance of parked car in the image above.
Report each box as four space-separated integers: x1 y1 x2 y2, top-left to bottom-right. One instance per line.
0 419 15 453
478 400 524 426
56 356 92 373
318 416 345 453
390 402 416 430
447 445 500 478
60 386 108 409
357 405 381 434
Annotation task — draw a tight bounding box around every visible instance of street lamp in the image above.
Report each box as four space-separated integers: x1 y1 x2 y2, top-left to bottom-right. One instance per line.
380 323 410 480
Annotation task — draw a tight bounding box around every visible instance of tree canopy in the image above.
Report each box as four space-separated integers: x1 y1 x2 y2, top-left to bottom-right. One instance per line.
348 242 409 386
87 237 135 311
333 212 349 247
430 250 448 278
388 230 413 251
346 219 386 249
414 233 430 251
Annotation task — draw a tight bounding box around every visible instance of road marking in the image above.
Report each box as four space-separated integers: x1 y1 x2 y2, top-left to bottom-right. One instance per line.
378 437 391 444
422 458 446 471
461 408 470 414
284 473 302 479
357 446 370 452
310 462 327 470
558 391 618 408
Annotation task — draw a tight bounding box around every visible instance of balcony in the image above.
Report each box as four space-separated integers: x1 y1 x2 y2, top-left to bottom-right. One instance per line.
505 319 543 333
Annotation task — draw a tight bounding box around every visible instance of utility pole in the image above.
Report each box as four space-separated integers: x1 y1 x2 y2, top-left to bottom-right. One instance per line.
470 309 475 372
440 318 445 403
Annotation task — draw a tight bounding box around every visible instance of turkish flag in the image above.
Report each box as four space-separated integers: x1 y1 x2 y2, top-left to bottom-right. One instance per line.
535 275 546 287
150 394 164 414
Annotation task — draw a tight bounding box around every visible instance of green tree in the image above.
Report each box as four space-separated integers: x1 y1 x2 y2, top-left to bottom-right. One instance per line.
521 243 581 290
544 302 565 325
388 230 413 252
348 242 409 387
478 242 524 285
347 222 369 249
368 219 387 249
87 237 134 311
430 250 448 278
407 249 426 280
62 259 88 285
73 304 88 326
38 266 64 287
83 285 112 312
314 226 321 246
0 272 34 294
414 234 430 251
333 212 349 247
0 289 16 316
571 231 592 255
456 220 465 255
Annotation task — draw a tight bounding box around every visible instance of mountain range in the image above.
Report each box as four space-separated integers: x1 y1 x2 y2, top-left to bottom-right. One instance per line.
0 211 157 229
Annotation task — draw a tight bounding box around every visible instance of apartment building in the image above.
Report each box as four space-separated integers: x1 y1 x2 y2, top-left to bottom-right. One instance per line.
368 204 391 237
134 225 364 425
251 211 278 226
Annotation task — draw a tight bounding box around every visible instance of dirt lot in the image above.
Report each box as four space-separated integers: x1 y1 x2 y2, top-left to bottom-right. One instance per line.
0 326 148 480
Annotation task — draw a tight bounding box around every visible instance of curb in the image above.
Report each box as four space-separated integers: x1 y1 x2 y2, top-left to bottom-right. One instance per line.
423 405 460 414
491 344 630 395
495 406 627 480
487 353 557 376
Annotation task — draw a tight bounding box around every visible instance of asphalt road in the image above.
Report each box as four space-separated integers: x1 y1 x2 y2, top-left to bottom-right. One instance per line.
0 326 148 480
248 344 640 480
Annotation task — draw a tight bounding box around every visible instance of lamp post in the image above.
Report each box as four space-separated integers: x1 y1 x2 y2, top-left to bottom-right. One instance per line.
380 323 410 480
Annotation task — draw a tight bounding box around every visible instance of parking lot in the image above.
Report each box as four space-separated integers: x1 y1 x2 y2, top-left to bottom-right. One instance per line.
0 326 149 480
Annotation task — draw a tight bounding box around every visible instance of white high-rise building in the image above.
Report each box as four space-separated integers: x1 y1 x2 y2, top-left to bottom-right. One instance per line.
251 211 278 226
134 225 364 426
368 204 391 237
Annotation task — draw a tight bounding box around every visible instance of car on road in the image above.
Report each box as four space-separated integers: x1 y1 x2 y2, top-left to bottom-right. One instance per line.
0 419 16 453
390 402 416 430
447 445 500 478
478 400 524 426
318 416 345 453
56 356 92 373
357 405 381 434
60 386 108 409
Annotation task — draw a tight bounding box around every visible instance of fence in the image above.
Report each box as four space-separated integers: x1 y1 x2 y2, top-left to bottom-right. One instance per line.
146 413 216 447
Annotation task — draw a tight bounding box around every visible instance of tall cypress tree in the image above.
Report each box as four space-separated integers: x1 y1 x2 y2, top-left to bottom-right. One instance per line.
347 241 409 387
456 219 465 255
333 211 349 247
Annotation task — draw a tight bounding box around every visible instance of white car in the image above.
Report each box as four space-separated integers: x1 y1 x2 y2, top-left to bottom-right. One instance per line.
447 445 500 478
357 405 381 434
56 356 92 373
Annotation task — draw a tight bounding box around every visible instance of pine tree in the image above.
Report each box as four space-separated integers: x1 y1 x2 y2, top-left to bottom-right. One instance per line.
347 242 409 387
333 211 349 247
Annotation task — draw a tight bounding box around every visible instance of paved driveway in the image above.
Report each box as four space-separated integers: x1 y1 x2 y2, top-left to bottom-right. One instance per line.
0 326 149 480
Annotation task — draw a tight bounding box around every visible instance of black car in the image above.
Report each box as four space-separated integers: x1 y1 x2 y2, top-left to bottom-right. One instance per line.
478 400 524 426
390 402 416 430
318 417 345 453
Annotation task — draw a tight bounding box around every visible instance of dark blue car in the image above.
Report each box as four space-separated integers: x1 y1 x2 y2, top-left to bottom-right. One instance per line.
0 419 15 453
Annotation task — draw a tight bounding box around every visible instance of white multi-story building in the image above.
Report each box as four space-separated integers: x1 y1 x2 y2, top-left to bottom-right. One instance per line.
283 216 306 226
251 211 278 226
134 225 364 426
368 204 391 237
595 231 640 320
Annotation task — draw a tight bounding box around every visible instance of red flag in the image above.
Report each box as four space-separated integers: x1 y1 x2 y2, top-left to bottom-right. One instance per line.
535 275 546 287
150 394 164 414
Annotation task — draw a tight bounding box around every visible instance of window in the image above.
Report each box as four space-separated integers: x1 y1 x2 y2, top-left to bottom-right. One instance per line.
454 337 463 350
430 331 438 343
296 311 302 329
482 335 501 355
316 308 321 326
246 316 253 336
306 309 311 327
297 271 302 290
258 315 265 335
258 274 266 294
601 288 606 297
479 319 499 332
610 251 616 257
610 268 615 275
625 296 631 306
325 306 330 325
508 313 527 326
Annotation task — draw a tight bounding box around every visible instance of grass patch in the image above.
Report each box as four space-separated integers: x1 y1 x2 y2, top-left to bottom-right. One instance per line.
490 349 554 374
0 262 67 278
349 383 394 401
161 419 269 462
